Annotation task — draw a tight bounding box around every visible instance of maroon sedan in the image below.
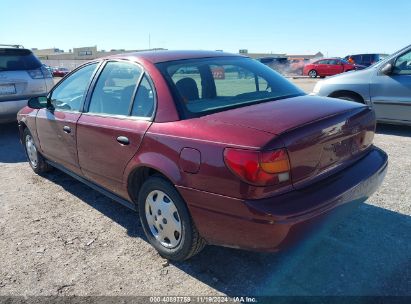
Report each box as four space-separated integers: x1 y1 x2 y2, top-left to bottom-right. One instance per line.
303 58 356 78
17 51 387 261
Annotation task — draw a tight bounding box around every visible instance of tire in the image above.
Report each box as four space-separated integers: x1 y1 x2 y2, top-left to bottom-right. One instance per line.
138 176 205 261
308 69 317 78
23 128 52 174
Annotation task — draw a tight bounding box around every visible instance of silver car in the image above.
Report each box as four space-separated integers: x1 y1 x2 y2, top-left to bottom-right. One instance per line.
0 45 54 123
312 44 411 126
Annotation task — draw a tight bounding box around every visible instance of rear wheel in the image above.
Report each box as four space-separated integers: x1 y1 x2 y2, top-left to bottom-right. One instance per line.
23 128 52 174
308 69 317 78
138 176 205 261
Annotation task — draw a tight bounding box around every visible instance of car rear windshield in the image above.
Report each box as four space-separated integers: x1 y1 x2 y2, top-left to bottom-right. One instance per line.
0 49 42 71
156 56 304 117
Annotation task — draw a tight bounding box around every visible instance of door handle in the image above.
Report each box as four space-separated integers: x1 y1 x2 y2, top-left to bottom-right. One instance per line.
116 136 130 145
63 126 71 134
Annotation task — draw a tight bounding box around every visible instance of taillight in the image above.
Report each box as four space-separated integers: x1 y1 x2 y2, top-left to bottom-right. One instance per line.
41 66 53 78
223 148 291 186
27 68 45 79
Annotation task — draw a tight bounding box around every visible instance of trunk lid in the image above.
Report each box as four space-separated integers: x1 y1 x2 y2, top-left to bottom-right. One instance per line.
278 105 375 186
204 95 366 135
205 95 375 186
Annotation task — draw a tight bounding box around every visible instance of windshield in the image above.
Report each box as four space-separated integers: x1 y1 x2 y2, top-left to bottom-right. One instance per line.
156 56 304 117
0 48 42 71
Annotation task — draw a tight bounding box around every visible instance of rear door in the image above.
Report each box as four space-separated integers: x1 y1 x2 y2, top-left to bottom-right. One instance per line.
328 59 344 75
36 62 100 175
370 49 411 124
76 60 155 195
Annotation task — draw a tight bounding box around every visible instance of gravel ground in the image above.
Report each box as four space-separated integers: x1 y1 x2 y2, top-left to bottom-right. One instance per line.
0 79 410 297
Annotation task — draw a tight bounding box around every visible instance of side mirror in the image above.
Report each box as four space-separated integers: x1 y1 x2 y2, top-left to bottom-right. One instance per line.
381 63 393 75
27 96 48 109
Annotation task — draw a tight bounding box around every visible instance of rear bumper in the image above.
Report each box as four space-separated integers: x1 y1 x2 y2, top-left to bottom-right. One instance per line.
178 147 388 251
0 99 27 123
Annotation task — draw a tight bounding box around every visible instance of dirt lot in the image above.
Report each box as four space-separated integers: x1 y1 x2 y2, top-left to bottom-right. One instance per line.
0 78 410 297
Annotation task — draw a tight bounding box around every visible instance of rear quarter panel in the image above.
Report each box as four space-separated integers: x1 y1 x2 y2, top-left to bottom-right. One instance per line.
123 119 293 200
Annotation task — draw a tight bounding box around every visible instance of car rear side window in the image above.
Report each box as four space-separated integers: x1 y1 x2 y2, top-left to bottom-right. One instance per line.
88 61 142 116
50 63 99 112
0 49 42 71
131 75 155 118
157 56 303 117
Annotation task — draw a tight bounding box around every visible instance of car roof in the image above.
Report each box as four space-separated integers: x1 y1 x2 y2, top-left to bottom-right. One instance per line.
105 50 244 63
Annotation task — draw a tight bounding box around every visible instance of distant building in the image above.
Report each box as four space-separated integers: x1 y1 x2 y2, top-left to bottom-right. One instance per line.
244 52 287 59
33 48 64 58
33 46 167 69
239 50 324 60
287 52 324 60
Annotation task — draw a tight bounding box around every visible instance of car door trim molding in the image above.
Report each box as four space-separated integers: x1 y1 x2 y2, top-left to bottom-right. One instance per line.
80 112 152 121
372 100 411 106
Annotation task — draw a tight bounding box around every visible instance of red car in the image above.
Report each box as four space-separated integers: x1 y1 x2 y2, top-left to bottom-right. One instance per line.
52 67 70 77
303 58 356 78
17 51 387 261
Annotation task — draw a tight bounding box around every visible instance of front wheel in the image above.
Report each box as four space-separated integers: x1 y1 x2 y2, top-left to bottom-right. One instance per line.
138 176 205 261
23 128 52 174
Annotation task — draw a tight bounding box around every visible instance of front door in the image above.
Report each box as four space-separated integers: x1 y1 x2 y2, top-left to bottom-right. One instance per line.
370 49 411 124
36 62 99 174
315 59 329 76
77 60 156 196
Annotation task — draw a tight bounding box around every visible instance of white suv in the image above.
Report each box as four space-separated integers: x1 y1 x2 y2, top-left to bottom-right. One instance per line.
0 45 54 123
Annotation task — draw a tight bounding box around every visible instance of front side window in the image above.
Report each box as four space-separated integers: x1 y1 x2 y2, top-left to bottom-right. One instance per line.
88 61 142 116
157 56 303 117
317 60 329 65
50 62 98 111
393 50 411 75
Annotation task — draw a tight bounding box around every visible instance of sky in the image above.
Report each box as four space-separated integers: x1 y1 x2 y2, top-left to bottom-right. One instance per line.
1 0 410 57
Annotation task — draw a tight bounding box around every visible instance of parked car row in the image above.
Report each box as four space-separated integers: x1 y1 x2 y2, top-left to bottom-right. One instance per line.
257 53 384 77
41 65 71 77
312 45 411 126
